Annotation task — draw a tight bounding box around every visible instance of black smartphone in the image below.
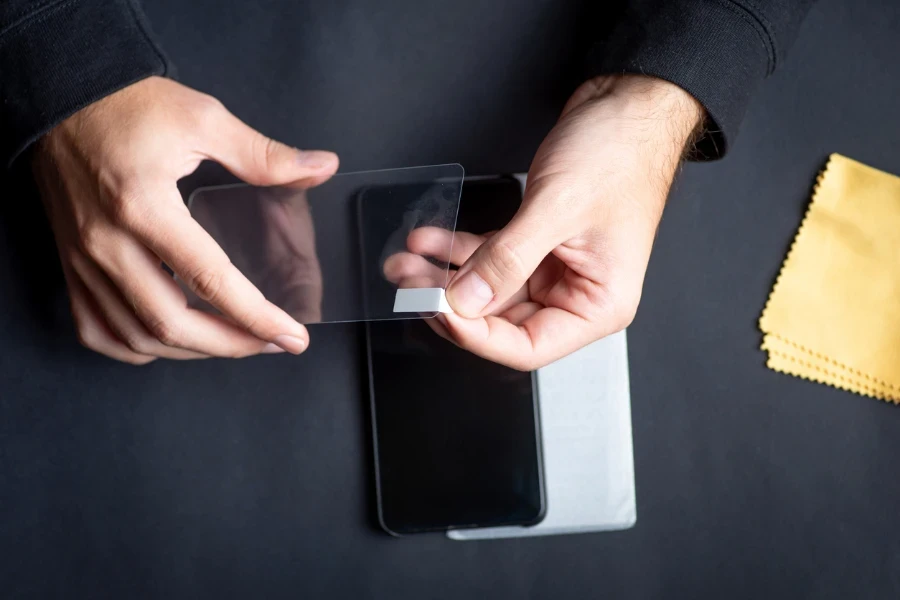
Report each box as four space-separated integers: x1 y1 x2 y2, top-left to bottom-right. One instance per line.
364 176 546 535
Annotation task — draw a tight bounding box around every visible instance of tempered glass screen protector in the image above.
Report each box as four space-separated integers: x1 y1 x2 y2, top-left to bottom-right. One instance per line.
185 164 464 324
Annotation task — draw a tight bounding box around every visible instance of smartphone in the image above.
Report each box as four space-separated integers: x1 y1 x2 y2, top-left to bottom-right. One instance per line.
363 176 546 535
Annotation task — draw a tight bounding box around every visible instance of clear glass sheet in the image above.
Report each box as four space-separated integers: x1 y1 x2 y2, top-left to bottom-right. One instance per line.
185 164 463 324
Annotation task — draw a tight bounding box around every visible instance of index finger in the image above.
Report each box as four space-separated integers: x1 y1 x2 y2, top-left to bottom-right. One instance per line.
131 190 312 353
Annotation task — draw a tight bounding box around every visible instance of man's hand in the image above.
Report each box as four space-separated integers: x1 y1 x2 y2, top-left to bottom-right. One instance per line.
33 76 339 364
410 75 701 370
188 187 324 324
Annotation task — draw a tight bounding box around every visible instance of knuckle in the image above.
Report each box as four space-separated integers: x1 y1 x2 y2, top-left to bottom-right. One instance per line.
119 329 155 355
186 265 227 304
145 314 183 347
199 93 225 112
264 136 281 171
252 133 280 174
194 94 226 129
235 310 261 335
108 187 146 228
486 239 529 282
77 220 108 259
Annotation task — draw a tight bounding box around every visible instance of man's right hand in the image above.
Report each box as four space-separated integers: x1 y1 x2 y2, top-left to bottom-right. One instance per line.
33 76 339 364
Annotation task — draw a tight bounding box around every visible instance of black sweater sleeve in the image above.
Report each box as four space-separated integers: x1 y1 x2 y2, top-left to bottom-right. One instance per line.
0 0 170 167
590 0 817 159
2 1 815 167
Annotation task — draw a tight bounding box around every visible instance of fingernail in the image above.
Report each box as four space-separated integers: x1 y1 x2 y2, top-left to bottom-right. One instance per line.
447 272 494 317
295 150 336 169
273 334 308 354
262 343 286 354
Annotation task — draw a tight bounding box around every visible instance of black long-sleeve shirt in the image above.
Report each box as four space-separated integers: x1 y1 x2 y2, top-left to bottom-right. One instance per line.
1 0 815 167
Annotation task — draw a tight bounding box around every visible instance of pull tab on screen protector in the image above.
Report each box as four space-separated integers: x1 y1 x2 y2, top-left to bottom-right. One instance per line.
186 164 463 324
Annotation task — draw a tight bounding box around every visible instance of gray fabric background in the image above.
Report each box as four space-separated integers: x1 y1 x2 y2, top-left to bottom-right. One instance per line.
3 0 900 597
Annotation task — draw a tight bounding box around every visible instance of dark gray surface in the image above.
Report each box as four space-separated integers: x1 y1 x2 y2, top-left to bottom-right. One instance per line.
3 1 900 597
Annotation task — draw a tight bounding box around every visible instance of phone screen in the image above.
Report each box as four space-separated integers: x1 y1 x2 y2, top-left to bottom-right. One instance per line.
365 177 545 535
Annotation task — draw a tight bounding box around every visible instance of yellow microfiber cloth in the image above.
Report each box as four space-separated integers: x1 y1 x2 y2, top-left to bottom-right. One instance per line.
759 153 900 403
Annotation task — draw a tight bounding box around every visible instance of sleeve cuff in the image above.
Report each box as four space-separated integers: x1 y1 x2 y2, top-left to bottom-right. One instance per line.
586 0 774 159
1 0 171 167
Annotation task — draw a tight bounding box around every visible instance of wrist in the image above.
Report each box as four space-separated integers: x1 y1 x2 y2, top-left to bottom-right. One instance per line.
568 75 704 153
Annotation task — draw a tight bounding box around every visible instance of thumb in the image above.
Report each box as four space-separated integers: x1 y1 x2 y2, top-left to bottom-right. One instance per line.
446 215 558 318
204 108 339 186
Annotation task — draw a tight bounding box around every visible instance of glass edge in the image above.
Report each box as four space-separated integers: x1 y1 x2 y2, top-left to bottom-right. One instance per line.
186 163 466 200
305 312 441 326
